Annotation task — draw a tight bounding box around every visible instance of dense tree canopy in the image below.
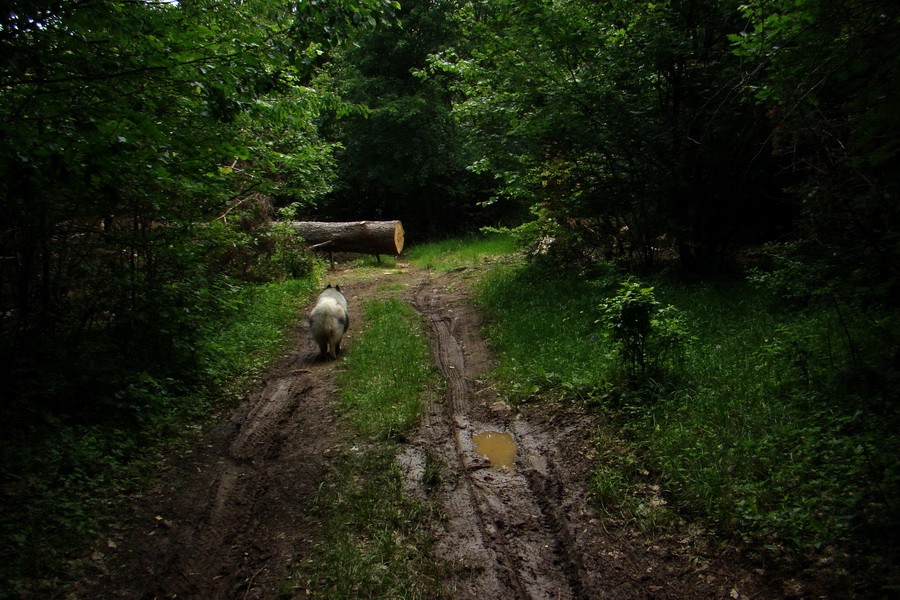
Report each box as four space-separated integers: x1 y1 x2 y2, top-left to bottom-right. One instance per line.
0 0 398 411
315 0 499 239
5 0 896 372
733 0 900 306
428 0 797 272
3 0 896 422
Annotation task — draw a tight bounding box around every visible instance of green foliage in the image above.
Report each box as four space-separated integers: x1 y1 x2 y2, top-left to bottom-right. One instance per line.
405 232 518 270
476 264 620 403
642 285 899 563
587 428 677 532
478 261 900 586
732 0 900 307
299 448 444 600
598 280 691 381
336 298 436 439
0 0 398 419
317 0 499 238
196 278 320 396
0 275 318 597
430 0 783 273
251 222 318 282
0 0 400 587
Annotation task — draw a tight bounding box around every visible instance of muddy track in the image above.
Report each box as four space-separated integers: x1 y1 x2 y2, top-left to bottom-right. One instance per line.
409 275 583 599
83 330 345 600
406 268 776 600
83 263 778 600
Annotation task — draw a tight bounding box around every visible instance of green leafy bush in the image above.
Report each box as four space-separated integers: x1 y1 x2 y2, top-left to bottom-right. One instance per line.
252 222 317 282
597 280 690 381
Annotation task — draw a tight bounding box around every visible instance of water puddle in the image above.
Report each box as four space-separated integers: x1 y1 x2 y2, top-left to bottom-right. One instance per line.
473 430 517 469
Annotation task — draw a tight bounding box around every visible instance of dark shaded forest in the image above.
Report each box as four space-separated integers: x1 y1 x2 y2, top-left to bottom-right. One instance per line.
2 0 898 597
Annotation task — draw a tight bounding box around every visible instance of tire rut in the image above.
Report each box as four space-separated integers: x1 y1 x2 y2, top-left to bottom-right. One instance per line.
84 263 778 600
86 344 343 600
410 274 586 600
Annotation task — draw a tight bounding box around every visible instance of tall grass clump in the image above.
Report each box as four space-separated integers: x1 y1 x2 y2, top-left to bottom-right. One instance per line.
298 297 443 599
298 448 444 600
406 232 518 271
196 277 320 398
476 263 620 402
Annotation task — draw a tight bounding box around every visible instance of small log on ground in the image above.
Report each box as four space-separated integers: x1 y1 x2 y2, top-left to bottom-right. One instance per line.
290 220 405 256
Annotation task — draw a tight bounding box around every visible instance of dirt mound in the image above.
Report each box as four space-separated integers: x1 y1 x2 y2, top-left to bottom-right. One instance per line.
82 262 778 599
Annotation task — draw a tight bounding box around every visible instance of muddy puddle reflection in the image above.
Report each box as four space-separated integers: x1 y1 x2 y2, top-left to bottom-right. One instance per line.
473 431 517 469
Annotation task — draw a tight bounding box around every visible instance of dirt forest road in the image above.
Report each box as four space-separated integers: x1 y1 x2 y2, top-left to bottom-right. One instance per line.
84 261 776 600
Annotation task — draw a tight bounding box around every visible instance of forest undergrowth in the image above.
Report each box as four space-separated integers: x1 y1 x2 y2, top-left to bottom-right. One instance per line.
0 274 320 598
476 257 900 595
3 235 898 598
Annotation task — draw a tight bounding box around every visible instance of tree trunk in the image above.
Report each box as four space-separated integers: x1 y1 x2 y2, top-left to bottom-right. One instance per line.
289 220 405 256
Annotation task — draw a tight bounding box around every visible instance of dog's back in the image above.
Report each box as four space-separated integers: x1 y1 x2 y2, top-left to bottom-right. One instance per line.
309 285 349 360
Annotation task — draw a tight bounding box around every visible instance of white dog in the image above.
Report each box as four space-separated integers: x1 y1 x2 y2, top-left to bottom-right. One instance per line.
309 284 349 360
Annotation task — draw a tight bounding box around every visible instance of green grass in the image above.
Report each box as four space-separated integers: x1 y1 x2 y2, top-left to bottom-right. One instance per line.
475 263 619 402
0 276 319 599
297 297 443 599
336 298 437 439
405 232 518 270
645 283 898 549
197 277 320 398
297 449 444 600
476 261 900 578
345 253 399 269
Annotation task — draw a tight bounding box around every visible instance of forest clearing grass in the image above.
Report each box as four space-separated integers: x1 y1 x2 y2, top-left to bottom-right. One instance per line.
345 253 399 269
298 298 443 599
0 276 319 598
405 232 518 270
477 262 899 583
475 264 620 402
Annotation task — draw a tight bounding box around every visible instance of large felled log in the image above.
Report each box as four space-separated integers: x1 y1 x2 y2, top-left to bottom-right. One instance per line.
290 220 405 256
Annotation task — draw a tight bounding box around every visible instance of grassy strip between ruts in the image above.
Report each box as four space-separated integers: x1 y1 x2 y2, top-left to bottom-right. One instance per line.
296 297 445 600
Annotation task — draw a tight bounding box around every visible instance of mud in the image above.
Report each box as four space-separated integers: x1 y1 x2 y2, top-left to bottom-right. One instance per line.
79 334 345 599
81 262 792 600
405 268 779 600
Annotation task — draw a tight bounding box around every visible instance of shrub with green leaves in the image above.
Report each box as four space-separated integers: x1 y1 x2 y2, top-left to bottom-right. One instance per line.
597 280 690 381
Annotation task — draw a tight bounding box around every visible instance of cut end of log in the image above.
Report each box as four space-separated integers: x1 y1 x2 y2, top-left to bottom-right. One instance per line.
393 221 405 255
